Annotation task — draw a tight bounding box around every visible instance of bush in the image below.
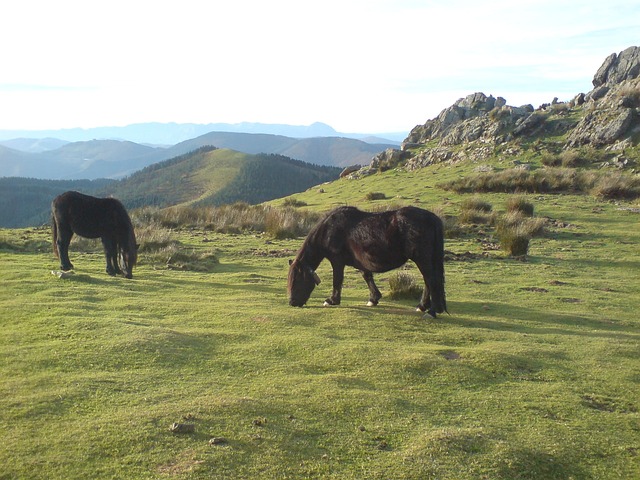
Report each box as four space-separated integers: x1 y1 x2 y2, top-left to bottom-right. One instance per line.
165 249 219 272
282 197 307 208
541 152 561 167
590 171 640 199
438 167 595 195
459 196 494 224
617 81 640 108
132 203 323 236
506 196 534 216
365 192 386 201
499 212 546 237
264 207 321 239
461 196 493 213
496 209 547 256
388 271 423 300
497 224 531 257
135 223 179 253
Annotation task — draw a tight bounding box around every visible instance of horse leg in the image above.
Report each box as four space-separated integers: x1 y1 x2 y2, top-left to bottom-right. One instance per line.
324 261 344 306
57 227 74 271
361 271 382 306
415 260 436 318
101 237 121 276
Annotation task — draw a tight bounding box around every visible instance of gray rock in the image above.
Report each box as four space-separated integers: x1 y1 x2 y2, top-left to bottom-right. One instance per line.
593 46 640 87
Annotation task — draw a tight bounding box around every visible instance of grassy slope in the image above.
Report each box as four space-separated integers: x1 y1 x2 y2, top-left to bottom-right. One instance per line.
103 148 246 208
1 160 639 479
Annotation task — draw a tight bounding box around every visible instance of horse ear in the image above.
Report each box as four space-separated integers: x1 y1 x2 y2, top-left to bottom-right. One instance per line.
312 271 321 285
289 259 293 266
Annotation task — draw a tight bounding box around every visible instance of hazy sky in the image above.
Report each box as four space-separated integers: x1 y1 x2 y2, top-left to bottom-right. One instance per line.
1 0 638 134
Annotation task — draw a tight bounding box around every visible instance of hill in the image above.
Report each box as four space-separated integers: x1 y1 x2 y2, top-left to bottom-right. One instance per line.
169 132 393 168
0 177 115 227
103 146 341 209
0 147 340 227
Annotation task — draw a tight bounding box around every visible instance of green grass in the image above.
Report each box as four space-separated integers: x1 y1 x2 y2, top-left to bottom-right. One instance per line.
1 165 639 478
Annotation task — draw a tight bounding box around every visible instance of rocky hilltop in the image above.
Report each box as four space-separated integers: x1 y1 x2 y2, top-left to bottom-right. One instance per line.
357 46 640 175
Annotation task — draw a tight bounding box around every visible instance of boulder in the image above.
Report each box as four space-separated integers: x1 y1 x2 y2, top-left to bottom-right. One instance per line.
593 46 640 87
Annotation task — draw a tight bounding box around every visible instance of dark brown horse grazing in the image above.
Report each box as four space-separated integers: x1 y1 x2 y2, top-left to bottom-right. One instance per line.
52 191 138 278
288 206 447 317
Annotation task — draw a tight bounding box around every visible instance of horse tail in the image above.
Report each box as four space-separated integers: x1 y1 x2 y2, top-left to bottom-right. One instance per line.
52 213 59 258
431 214 448 314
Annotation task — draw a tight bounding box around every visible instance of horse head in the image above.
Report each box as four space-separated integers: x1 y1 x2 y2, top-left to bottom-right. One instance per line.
287 259 321 307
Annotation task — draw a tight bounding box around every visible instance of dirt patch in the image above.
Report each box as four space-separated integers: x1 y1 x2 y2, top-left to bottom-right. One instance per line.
582 394 637 413
439 350 461 360
444 250 489 261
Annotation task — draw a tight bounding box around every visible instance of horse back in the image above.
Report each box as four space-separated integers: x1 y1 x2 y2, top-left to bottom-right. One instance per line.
52 191 128 239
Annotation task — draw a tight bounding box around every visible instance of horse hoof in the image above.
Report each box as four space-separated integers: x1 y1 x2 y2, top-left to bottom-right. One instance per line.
367 301 376 307
323 301 332 307
425 309 437 319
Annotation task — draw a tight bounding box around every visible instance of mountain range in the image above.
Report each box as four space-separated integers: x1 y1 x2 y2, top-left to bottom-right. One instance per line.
0 130 397 180
0 121 405 147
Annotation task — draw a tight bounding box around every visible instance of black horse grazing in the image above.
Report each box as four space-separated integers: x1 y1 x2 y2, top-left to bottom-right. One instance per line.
52 191 138 278
288 206 447 317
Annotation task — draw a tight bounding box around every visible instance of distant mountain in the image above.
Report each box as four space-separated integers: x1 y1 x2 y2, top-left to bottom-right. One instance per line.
0 137 69 153
0 132 395 180
166 132 394 168
0 147 340 227
0 140 162 180
0 121 406 145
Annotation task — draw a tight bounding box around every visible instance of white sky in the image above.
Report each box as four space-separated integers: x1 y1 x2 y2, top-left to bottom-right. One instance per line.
1 0 638 133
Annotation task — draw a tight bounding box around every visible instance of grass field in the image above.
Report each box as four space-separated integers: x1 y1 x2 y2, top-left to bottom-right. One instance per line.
1 165 639 479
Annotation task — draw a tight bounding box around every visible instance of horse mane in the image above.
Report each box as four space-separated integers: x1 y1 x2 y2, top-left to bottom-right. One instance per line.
295 208 344 269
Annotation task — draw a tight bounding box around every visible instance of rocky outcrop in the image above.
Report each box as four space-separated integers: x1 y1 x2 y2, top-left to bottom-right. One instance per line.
348 47 640 177
593 46 640 87
404 93 523 146
567 47 640 147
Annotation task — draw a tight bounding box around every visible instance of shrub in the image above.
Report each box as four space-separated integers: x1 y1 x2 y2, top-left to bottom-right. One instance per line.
282 197 308 208
439 167 592 195
264 207 321 239
541 152 561 167
590 171 640 199
496 223 531 257
165 249 219 272
499 211 546 237
135 223 179 253
459 196 494 224
496 207 547 256
506 196 534 216
461 197 493 213
559 150 583 168
617 81 640 107
388 271 423 300
132 203 323 236
365 192 386 201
